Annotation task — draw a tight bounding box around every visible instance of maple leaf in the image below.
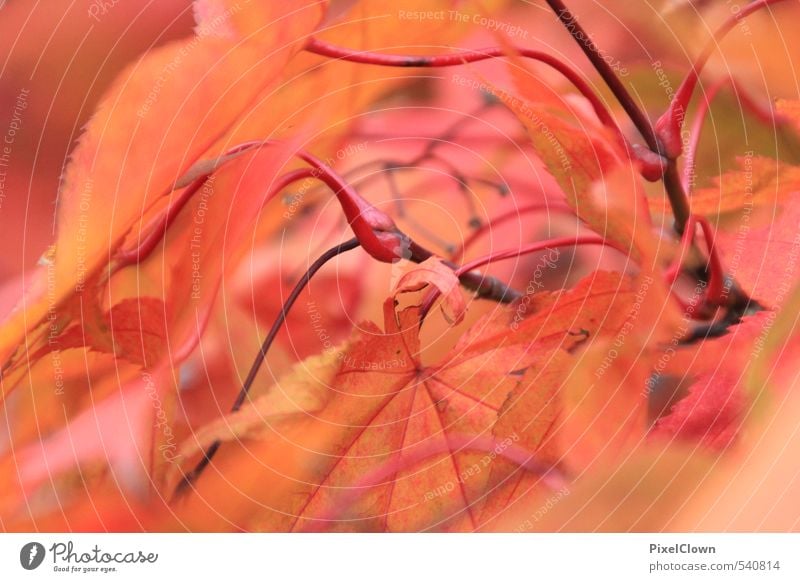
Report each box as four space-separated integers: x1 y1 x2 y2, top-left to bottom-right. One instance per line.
3 0 800 537
0 1 520 525
27 297 169 368
652 371 745 450
171 269 661 531
716 197 800 308
0 1 327 392
0 367 177 515
496 380 800 533
490 64 626 221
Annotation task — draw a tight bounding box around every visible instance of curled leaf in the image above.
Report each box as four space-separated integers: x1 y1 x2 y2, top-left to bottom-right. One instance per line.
393 257 466 325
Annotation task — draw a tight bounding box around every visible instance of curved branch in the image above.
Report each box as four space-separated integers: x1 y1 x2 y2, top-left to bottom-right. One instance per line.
305 38 629 146
656 0 792 158
174 237 362 497
683 77 786 193
449 202 575 263
541 0 661 153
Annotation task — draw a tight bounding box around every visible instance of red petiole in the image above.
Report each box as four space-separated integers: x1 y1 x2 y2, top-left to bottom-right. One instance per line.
449 202 575 263
115 140 408 266
655 0 792 160
305 36 668 177
455 235 610 276
305 38 620 132
420 235 610 319
665 214 725 309
114 140 265 271
683 76 787 193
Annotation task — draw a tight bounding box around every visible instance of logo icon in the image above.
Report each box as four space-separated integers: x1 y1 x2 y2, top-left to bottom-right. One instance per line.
19 542 45 570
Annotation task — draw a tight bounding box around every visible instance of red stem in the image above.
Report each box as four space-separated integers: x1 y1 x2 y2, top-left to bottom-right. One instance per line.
305 38 627 145
307 37 677 181
114 141 409 267
114 176 208 271
695 217 725 306
430 229 719 321
656 0 792 159
291 148 407 262
664 214 725 309
663 160 692 233
683 76 786 193
449 202 574 263
174 237 362 497
665 216 698 285
455 235 610 276
114 141 268 271
420 235 610 318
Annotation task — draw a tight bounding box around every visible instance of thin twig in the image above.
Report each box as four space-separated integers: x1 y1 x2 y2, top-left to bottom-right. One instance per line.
173 237 361 498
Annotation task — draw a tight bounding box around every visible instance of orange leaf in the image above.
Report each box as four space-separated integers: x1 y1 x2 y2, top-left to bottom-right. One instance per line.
2 367 175 506
0 1 326 394
691 156 800 216
176 270 650 531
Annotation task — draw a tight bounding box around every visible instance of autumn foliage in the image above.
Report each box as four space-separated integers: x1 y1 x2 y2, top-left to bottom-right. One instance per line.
2 0 800 532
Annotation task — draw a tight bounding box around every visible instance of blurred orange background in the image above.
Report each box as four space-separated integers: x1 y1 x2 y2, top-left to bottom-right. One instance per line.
0 0 194 287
